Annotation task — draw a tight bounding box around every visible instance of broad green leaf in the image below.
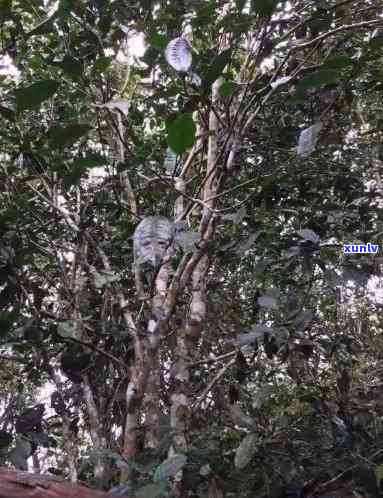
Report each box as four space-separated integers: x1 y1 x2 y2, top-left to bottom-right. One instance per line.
49 124 92 148
92 56 113 74
0 105 15 121
323 56 354 69
308 16 332 35
0 0 12 15
28 55 45 71
219 80 238 97
250 0 278 17
148 33 169 50
0 430 12 449
217 13 253 34
71 154 108 169
203 49 232 88
297 70 340 91
15 80 59 112
153 454 187 482
0 311 17 337
62 164 87 187
29 13 57 36
58 55 83 78
167 114 196 154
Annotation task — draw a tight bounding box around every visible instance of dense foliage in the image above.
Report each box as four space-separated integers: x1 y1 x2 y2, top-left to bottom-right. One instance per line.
0 1 382 497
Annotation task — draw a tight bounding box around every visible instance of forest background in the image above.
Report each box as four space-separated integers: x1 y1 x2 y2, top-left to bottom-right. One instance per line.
0 1 382 497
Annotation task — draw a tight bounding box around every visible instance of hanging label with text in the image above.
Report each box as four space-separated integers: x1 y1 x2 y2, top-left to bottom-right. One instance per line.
343 243 380 254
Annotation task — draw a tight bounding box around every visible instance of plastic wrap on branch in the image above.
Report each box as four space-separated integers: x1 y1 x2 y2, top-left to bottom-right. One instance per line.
165 37 192 72
297 122 323 157
164 147 178 176
133 216 175 299
133 216 175 268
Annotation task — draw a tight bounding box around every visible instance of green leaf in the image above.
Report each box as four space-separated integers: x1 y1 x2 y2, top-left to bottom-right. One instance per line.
0 430 12 449
323 56 354 69
153 454 187 482
28 55 45 71
71 154 108 169
219 80 238 97
203 49 232 88
49 124 92 148
297 70 340 91
0 0 12 18
92 56 113 74
167 114 196 154
62 164 87 187
29 15 57 36
15 80 59 112
0 312 17 337
0 105 15 121
250 0 278 17
147 33 169 50
58 55 83 78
